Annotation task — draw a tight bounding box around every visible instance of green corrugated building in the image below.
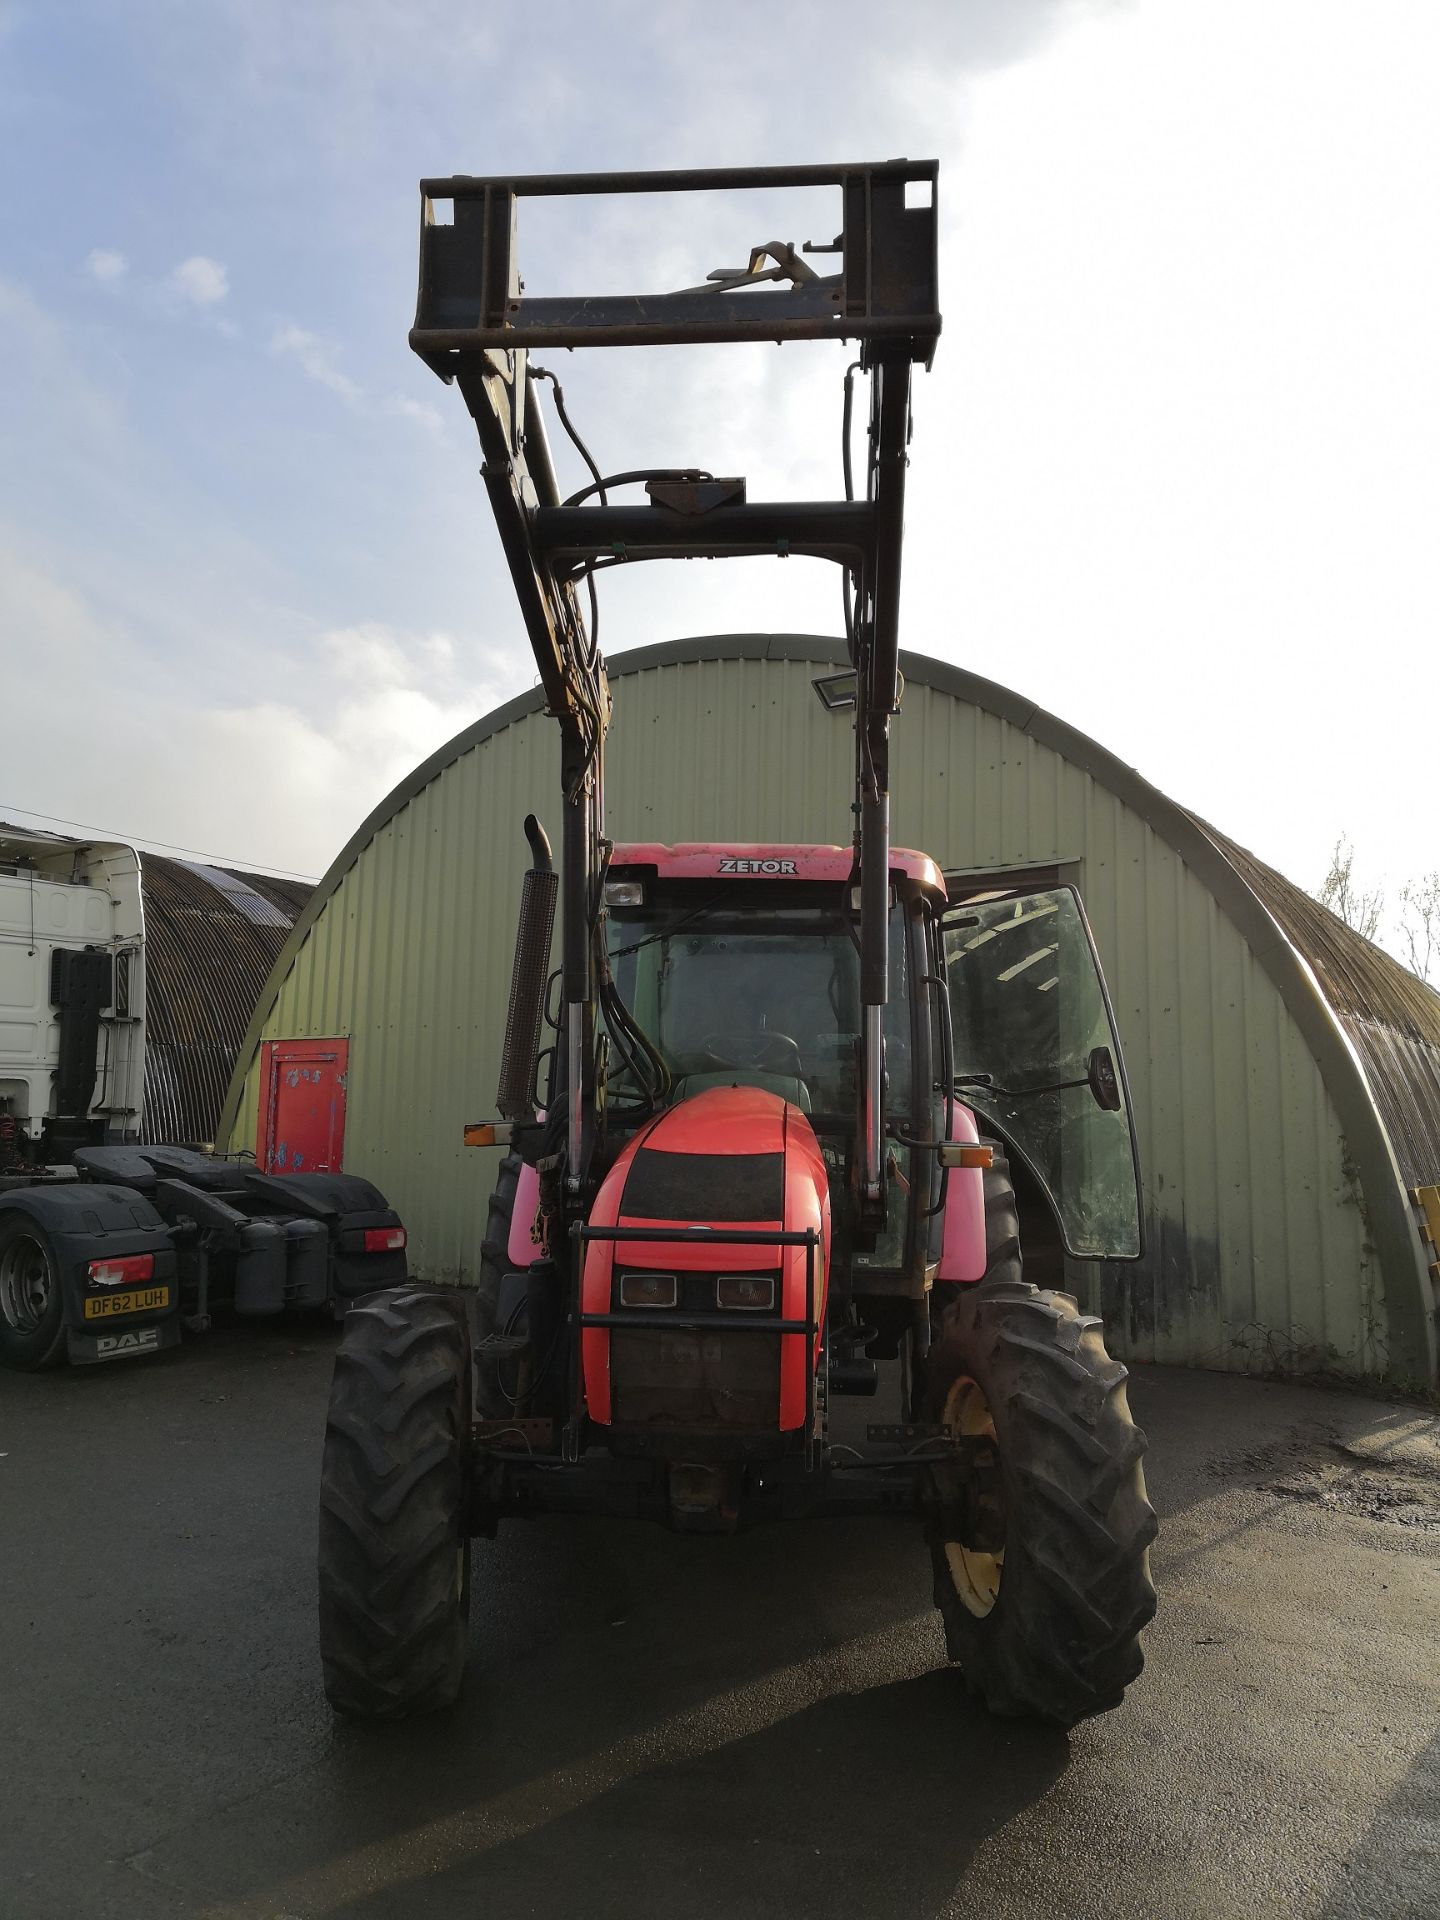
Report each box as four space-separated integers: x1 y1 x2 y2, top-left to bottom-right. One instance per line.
217 635 1440 1386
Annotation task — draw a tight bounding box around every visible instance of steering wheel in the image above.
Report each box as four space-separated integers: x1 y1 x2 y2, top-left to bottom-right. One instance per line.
700 1030 804 1076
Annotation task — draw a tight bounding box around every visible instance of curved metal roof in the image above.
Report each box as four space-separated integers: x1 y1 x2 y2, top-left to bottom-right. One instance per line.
1209 827 1440 1192
140 855 312 1144
215 633 1437 1377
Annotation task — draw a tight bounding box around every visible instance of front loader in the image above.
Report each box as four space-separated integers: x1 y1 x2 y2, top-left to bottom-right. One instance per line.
317 162 1156 1725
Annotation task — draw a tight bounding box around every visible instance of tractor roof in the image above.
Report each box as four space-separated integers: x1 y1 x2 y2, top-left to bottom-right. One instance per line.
610 843 946 896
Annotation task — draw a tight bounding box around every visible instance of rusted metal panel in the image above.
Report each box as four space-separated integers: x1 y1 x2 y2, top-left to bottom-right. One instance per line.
139 857 311 1145
257 1037 348 1173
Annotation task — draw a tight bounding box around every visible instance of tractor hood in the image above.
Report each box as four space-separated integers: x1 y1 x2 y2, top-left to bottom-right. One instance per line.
580 1085 831 1432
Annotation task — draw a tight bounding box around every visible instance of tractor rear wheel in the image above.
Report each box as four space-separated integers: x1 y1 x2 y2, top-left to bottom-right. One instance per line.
924 1165 1157 1727
317 1286 472 1719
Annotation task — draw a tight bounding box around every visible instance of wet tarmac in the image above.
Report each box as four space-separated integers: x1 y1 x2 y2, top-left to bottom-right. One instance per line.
2 1322 1436 1919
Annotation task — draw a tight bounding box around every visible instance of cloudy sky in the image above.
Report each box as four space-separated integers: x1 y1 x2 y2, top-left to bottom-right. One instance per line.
1 0 1436 941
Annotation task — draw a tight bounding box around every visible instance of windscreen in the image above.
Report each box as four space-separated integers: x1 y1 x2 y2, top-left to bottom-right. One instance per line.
943 887 1142 1259
608 900 910 1117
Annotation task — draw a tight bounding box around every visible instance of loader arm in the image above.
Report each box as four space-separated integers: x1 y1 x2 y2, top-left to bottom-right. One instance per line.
410 161 941 1216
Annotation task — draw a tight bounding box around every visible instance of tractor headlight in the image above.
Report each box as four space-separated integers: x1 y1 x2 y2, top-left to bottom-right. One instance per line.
716 1274 775 1311
619 1271 677 1308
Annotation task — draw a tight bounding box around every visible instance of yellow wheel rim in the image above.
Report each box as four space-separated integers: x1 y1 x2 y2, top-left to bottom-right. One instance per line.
940 1375 1004 1618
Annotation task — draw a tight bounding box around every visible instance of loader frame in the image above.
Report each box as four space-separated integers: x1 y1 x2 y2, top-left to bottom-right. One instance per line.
410 161 941 1222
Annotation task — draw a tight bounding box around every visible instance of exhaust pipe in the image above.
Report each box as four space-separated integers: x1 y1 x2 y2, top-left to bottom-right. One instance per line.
496 816 558 1123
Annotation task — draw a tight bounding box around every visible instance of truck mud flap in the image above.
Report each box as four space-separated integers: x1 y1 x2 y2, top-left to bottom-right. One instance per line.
242 1171 407 1306
1 1182 180 1364
330 1222 407 1304
68 1317 182 1365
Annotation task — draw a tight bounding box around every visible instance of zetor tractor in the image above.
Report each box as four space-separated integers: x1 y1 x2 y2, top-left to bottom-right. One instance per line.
317 161 1156 1726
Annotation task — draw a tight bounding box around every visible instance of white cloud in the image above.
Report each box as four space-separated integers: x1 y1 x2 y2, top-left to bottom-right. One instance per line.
0 548 511 875
85 248 127 284
271 322 362 404
271 325 446 435
891 0 1440 897
165 625 508 874
386 392 445 435
170 255 230 305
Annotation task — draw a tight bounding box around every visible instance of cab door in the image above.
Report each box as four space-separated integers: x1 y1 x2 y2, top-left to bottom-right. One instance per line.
941 887 1142 1259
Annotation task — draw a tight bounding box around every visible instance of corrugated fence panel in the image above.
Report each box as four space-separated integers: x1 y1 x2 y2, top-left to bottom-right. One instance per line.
225 646 1398 1379
139 857 311 1144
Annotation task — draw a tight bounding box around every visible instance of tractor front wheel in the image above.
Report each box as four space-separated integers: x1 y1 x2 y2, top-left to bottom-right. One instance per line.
924 1173 1157 1726
318 1287 473 1719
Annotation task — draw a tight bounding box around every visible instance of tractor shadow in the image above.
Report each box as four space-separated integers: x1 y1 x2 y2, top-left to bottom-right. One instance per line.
326 1665 1068 1920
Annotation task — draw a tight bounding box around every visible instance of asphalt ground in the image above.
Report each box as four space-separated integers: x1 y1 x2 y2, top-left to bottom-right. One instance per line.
2 1321 1437 1920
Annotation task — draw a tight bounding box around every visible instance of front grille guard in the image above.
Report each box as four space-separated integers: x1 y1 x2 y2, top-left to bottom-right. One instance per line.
570 1222 822 1466
462 1220 993 1528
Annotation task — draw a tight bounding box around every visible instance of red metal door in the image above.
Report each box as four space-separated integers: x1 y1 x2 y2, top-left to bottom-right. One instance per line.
258 1038 348 1174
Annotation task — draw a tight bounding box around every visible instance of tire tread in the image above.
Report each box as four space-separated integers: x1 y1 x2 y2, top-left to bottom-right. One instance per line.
317 1286 471 1719
925 1159 1157 1727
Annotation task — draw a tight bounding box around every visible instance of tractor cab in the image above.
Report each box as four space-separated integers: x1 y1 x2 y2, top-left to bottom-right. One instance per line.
600 843 946 1280
598 842 1142 1291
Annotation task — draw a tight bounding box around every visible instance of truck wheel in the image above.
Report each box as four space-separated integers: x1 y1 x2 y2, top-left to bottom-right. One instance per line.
924 1165 1157 1727
318 1287 472 1719
0 1213 67 1371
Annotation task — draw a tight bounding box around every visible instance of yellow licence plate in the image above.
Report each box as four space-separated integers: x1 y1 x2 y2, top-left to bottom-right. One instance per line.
83 1286 171 1321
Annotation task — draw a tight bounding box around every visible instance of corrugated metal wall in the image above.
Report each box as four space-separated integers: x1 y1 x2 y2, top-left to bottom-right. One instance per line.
223 646 1394 1379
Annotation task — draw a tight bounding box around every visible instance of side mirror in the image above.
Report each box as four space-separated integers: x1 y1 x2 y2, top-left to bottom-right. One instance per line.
1087 1045 1122 1112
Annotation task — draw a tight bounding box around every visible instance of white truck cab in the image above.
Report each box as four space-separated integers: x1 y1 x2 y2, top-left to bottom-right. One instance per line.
0 822 146 1165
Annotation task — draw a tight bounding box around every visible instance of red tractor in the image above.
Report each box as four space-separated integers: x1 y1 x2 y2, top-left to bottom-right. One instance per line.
317 163 1155 1726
